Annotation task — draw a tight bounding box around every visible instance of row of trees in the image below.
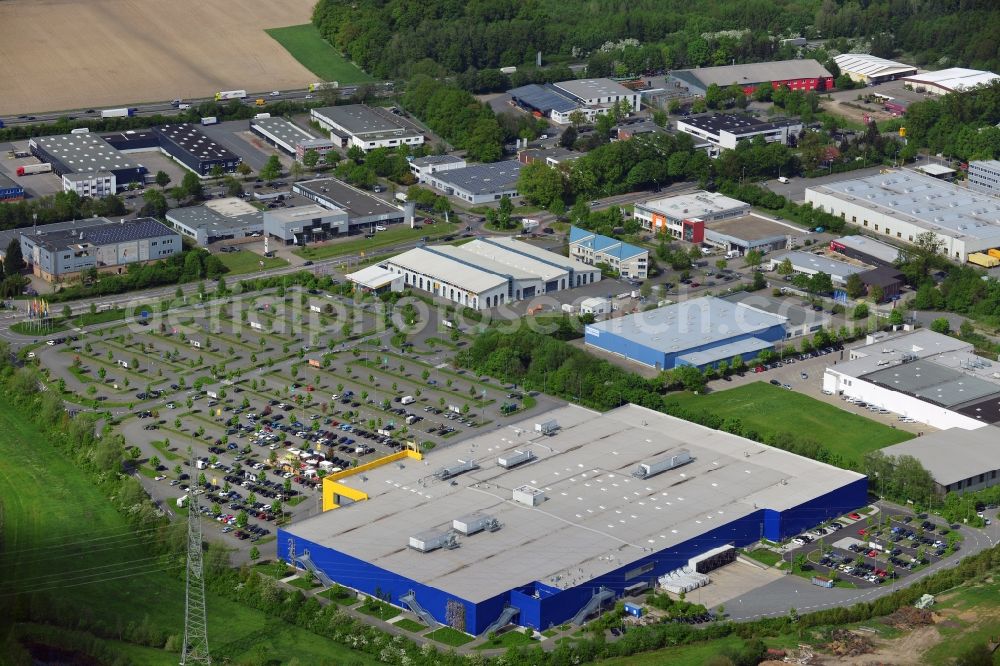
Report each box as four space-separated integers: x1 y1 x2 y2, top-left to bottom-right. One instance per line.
403 76 503 161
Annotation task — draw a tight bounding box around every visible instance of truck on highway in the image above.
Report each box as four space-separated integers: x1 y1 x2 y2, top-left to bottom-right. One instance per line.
101 108 136 118
17 163 52 176
177 103 191 110
200 117 218 126
215 90 247 101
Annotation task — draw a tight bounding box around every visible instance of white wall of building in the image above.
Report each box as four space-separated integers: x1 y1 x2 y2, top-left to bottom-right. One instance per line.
823 369 986 430
805 188 984 261
63 173 117 197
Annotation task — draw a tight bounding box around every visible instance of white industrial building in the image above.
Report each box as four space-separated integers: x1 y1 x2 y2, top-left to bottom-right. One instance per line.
310 104 424 151
880 427 1000 495
805 170 1000 262
250 116 335 162
633 191 749 237
822 330 1000 431
382 236 600 310
166 198 264 245
420 161 522 205
968 160 1000 197
901 68 1000 95
509 78 642 125
408 155 466 181
62 171 116 198
833 54 917 84
768 250 868 286
345 264 405 295
263 204 349 245
676 114 802 157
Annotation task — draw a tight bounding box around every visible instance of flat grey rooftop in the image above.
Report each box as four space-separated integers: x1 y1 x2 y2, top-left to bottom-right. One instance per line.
293 178 401 219
833 235 903 264
312 104 420 140
553 78 636 102
705 214 793 241
30 133 141 173
411 155 465 168
671 59 831 90
587 296 787 354
285 403 864 603
772 250 867 280
154 124 240 161
831 329 973 379
25 217 176 251
807 170 1000 242
166 203 262 233
881 426 1000 486
862 361 1000 407
637 191 748 219
720 292 825 329
431 161 522 196
251 117 318 145
0 217 112 256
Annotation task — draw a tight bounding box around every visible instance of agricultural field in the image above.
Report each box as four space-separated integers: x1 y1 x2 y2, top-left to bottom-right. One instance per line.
666 382 912 467
265 24 375 85
0 0 317 115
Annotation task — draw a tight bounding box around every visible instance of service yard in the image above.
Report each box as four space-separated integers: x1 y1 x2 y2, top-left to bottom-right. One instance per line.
0 0 317 115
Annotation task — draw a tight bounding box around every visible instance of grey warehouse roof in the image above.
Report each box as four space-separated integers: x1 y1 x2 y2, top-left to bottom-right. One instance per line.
410 155 465 168
720 292 826 330
637 191 749 220
554 78 637 102
0 217 112 256
431 161 522 196
293 178 402 219
508 84 579 113
772 250 867 280
862 361 1000 408
30 133 141 173
681 113 800 135
312 104 420 140
833 54 916 79
671 59 832 91
166 204 262 234
834 235 903 264
283 403 864 602
25 217 177 251
588 296 787 354
881 426 1000 486
807 170 1000 243
251 117 319 145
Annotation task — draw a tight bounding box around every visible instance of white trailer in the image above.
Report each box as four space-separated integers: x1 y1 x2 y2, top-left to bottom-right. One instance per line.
215 90 247 101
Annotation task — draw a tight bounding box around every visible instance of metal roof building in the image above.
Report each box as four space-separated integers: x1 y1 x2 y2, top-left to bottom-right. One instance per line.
250 117 333 160
833 54 917 84
585 295 788 370
28 133 147 187
670 59 833 95
822 330 1000 431
806 170 1000 262
310 104 424 151
278 402 866 634
720 292 830 339
633 191 750 237
421 161 523 205
508 84 579 115
166 198 264 245
152 124 242 177
880 426 1000 494
768 250 867 285
703 214 797 254
382 236 601 310
830 235 904 268
568 227 649 279
19 217 181 282
293 177 404 229
901 68 1000 95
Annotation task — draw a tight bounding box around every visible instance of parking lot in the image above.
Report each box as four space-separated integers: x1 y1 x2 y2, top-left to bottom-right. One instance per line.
781 507 964 588
31 281 561 556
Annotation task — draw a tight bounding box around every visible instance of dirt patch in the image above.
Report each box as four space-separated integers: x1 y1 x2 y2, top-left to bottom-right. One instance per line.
832 625 941 666
0 0 317 115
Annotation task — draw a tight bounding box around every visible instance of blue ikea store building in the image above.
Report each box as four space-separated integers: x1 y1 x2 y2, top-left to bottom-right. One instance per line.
277 404 867 635
585 296 788 370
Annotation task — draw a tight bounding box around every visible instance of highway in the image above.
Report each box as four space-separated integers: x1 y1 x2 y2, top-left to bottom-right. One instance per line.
1 84 393 127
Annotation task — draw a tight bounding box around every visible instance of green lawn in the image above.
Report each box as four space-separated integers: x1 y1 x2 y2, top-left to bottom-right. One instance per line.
286 575 321 590
357 600 401 621
425 626 474 646
392 618 427 632
474 630 538 649
745 548 782 567
265 24 374 84
293 221 458 260
217 250 289 275
666 382 912 467
0 401 379 664
317 586 358 606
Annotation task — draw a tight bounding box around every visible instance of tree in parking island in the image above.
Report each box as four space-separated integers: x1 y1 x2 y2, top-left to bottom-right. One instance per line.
260 155 282 181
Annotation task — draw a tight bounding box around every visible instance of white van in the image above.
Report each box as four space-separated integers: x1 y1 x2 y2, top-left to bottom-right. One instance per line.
778 176 790 184
400 395 415 405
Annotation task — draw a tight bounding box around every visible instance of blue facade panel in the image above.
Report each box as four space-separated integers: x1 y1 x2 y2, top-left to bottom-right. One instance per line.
280 475 867 635
586 321 787 371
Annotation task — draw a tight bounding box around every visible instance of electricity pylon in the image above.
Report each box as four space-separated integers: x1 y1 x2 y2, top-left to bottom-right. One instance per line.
181 461 211 665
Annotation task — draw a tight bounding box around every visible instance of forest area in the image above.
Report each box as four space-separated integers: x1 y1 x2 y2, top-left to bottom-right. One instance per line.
312 0 1000 82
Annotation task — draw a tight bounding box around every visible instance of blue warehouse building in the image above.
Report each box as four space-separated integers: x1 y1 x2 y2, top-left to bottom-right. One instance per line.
585 296 788 370
0 172 24 202
152 124 242 177
279 404 867 635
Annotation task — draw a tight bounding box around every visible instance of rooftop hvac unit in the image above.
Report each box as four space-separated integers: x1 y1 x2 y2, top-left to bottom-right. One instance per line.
452 513 501 535
498 449 535 469
534 420 559 435
513 485 546 506
409 529 459 552
434 459 479 480
632 449 693 479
